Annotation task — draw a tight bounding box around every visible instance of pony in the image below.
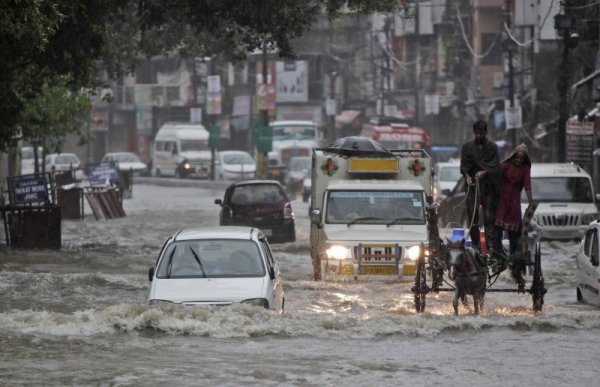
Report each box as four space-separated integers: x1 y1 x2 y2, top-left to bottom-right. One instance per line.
447 239 487 315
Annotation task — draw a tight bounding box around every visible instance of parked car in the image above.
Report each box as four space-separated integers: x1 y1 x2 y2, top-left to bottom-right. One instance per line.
147 226 284 312
45 153 81 172
101 152 148 175
20 146 43 175
433 161 461 203
215 180 296 243
576 220 600 306
214 150 256 180
284 156 311 196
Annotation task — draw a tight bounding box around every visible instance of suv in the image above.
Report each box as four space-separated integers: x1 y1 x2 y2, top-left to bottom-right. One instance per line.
523 163 599 240
214 180 296 243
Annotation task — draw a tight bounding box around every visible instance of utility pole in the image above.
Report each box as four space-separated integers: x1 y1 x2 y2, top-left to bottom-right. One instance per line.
504 0 517 149
556 0 576 163
209 57 217 180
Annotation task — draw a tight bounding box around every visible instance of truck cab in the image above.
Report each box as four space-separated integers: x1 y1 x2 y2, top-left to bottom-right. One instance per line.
309 140 432 281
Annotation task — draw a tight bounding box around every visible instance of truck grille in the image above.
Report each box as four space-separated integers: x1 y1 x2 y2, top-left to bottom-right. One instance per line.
539 214 579 226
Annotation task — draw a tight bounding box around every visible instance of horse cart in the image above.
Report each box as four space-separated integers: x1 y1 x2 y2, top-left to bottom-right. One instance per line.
411 198 547 314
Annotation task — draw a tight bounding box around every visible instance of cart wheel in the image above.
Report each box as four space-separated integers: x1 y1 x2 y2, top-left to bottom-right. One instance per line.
531 242 546 312
412 254 427 313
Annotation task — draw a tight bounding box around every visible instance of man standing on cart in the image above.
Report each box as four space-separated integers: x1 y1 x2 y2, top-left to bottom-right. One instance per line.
460 120 501 254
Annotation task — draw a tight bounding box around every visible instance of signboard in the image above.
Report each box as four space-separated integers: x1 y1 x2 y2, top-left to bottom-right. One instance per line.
566 121 594 171
136 105 153 134
190 107 202 123
87 162 122 187
326 98 337 116
424 94 440 115
91 109 109 132
505 104 523 129
206 93 222 115
276 61 308 102
7 174 51 205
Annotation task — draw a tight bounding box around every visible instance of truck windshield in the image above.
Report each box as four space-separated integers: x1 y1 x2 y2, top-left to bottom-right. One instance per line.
522 177 594 203
271 124 316 139
325 190 425 224
180 140 209 152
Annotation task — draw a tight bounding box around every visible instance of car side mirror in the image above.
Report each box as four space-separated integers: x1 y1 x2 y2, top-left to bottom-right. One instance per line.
596 193 600 203
442 189 452 197
214 198 222 205
148 267 154 282
310 209 321 224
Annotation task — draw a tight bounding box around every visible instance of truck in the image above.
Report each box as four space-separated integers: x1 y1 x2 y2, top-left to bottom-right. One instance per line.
267 120 320 181
309 138 432 281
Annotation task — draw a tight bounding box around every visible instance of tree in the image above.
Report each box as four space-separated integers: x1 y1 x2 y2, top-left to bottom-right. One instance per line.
0 0 126 152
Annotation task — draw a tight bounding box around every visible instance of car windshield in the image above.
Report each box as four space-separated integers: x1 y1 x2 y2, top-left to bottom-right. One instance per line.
522 177 594 203
288 157 311 171
56 155 79 164
439 165 461 181
180 140 209 152
271 124 315 139
115 153 140 162
223 152 254 165
231 184 285 205
156 239 265 278
325 190 425 224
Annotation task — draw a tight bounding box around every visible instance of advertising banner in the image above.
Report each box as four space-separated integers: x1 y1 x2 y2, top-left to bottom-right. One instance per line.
566 121 594 171
276 61 308 102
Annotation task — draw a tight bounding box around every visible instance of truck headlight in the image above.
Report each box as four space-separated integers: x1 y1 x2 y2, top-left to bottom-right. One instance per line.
406 245 421 260
183 162 191 170
326 245 352 260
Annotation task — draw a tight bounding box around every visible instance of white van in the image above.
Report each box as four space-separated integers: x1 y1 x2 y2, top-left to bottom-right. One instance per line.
152 123 211 178
522 163 600 240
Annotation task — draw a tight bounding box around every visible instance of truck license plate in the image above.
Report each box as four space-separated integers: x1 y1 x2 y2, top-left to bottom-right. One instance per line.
361 265 396 275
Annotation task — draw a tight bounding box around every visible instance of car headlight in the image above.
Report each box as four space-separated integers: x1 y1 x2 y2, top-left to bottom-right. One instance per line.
583 213 599 225
183 162 191 170
326 245 353 260
405 245 421 261
241 298 269 309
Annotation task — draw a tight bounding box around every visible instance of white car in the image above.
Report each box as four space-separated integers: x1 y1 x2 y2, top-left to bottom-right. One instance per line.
214 150 256 180
576 220 600 306
147 226 284 312
101 152 148 175
45 153 81 172
433 161 461 202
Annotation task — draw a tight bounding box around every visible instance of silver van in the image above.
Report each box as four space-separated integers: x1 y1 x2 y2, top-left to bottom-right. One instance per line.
522 163 599 240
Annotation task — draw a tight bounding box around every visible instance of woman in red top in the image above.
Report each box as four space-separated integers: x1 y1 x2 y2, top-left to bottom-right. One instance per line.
494 143 533 256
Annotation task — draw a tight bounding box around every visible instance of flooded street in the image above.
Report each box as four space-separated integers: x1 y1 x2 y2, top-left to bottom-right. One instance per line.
1 183 599 386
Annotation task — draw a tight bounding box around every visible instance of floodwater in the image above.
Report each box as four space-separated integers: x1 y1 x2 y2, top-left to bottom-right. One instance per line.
1 183 599 386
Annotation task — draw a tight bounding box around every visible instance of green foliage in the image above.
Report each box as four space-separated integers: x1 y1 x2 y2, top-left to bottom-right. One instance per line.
20 78 91 154
0 0 125 152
